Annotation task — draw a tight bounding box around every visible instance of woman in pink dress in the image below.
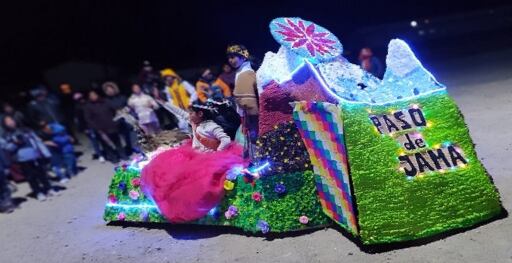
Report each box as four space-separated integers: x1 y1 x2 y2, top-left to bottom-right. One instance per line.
141 103 244 223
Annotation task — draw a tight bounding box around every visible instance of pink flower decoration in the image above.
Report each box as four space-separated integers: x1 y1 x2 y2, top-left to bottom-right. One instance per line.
129 190 140 200
224 211 233 219
299 215 309 225
275 18 337 57
131 178 141 187
252 192 262 202
224 205 238 220
108 194 117 204
117 212 126 221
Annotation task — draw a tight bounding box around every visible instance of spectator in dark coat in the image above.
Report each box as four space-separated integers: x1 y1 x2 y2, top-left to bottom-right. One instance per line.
0 148 15 213
0 115 57 201
102 82 135 155
27 85 64 127
38 121 77 183
83 90 126 163
218 64 236 93
73 92 105 163
358 47 384 79
138 60 161 94
150 83 179 130
73 92 103 161
0 102 27 135
58 83 78 141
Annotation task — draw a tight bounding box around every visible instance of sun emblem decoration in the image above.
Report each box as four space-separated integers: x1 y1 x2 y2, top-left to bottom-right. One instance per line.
270 17 343 63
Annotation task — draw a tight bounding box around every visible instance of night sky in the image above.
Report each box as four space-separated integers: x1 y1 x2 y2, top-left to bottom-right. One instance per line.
1 0 509 92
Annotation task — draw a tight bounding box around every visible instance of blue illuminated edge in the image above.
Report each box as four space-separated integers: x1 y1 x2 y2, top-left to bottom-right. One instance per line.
106 202 159 210
276 60 447 106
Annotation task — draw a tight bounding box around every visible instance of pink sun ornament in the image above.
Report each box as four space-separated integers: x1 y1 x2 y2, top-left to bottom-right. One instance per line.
270 17 342 63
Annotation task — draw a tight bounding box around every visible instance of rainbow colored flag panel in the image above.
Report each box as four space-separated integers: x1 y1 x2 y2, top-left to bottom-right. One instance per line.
293 101 358 234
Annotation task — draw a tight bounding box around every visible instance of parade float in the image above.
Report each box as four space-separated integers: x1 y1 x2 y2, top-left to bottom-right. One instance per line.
104 17 503 246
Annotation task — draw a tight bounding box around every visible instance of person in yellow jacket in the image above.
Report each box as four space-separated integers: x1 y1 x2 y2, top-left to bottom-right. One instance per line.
160 68 197 110
195 68 232 103
227 44 259 159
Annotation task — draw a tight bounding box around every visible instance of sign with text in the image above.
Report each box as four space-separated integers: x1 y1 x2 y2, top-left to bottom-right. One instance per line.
369 106 468 177
369 107 426 135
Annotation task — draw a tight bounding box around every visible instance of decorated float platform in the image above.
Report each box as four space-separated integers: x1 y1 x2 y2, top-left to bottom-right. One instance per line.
104 17 504 247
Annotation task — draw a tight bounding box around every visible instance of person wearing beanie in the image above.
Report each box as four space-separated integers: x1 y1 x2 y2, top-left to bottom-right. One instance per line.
161 68 197 110
227 44 259 159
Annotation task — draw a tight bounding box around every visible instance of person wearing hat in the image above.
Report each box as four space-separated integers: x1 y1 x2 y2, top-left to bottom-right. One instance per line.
161 68 197 110
226 44 259 159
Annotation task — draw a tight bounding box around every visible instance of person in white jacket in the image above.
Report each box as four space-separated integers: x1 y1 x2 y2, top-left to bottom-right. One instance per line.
188 104 231 152
128 83 160 135
158 102 231 152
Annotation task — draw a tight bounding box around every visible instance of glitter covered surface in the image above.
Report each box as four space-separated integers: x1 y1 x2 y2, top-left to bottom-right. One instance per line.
257 46 304 89
226 170 330 232
292 101 358 234
258 62 336 135
317 59 382 103
255 122 312 175
258 81 295 135
270 17 343 64
342 90 502 244
318 39 445 105
104 167 165 223
104 161 330 233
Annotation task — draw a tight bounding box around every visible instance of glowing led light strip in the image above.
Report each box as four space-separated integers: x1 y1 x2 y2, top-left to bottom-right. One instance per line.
251 162 270 173
106 203 158 210
404 163 469 181
342 87 448 106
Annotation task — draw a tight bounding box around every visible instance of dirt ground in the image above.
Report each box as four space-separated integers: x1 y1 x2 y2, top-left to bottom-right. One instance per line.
1 50 512 263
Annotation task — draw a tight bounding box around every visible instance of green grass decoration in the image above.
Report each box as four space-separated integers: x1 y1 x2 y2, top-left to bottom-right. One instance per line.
341 90 502 244
104 167 330 232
